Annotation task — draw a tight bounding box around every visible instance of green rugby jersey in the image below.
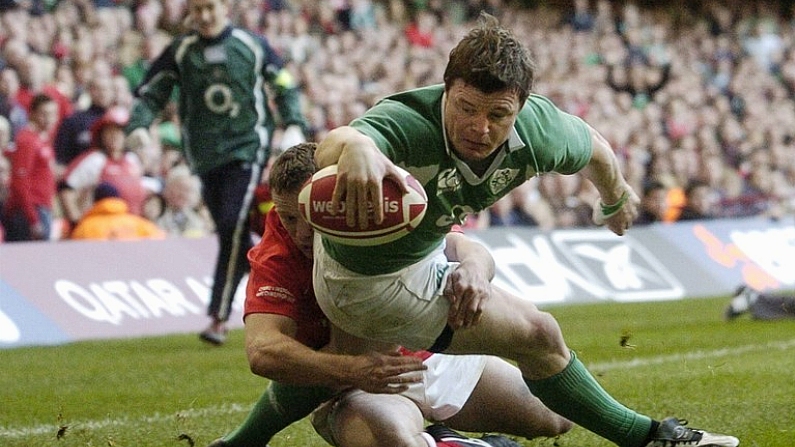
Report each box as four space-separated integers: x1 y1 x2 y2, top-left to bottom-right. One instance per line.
128 26 305 175
323 84 592 275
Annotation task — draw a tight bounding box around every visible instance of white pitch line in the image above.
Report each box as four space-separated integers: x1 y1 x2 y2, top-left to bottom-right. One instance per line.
0 403 251 439
2 338 793 440
589 338 795 371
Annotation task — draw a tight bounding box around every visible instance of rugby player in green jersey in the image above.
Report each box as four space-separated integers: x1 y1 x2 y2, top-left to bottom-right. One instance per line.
312 12 739 447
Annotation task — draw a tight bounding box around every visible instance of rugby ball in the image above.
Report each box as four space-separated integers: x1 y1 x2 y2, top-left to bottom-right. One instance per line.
298 164 428 246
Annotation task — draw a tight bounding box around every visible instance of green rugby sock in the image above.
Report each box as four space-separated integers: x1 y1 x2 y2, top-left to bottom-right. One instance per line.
222 382 335 446
524 351 652 447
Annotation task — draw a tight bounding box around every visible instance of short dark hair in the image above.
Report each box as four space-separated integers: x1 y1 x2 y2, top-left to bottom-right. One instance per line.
269 142 317 195
443 12 535 103
94 182 120 201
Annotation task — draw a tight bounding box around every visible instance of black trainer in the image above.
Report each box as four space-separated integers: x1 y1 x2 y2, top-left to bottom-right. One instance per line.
645 417 739 447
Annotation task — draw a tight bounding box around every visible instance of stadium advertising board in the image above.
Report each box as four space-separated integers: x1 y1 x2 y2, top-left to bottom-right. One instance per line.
0 238 245 348
1 217 791 348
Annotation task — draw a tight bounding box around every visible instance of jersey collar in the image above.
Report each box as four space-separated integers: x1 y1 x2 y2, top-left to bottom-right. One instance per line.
200 25 233 44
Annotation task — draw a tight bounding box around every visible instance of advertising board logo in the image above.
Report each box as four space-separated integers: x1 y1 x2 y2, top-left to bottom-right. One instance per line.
690 223 794 291
551 230 684 301
475 230 684 305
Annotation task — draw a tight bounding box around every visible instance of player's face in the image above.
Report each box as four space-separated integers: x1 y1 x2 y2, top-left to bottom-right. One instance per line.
188 0 230 38
273 190 315 259
443 79 521 164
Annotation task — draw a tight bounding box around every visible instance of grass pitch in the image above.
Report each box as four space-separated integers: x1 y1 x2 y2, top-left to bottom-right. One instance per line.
1 295 793 447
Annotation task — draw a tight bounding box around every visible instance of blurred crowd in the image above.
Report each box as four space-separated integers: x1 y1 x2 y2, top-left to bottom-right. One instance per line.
1 0 794 242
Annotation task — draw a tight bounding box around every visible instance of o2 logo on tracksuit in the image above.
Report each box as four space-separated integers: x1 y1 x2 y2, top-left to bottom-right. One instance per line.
204 83 240 118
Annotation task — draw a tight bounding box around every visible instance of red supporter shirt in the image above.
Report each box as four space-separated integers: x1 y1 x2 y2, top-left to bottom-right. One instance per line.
4 128 56 224
62 150 148 215
245 209 329 349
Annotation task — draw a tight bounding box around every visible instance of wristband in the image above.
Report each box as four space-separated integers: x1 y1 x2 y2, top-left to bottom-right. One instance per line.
599 190 629 218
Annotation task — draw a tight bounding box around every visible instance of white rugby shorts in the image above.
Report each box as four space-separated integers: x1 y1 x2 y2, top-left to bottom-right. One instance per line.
310 353 487 446
313 237 453 351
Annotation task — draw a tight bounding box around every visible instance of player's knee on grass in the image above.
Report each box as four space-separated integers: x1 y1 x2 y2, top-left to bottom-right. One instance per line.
332 408 428 447
322 392 427 447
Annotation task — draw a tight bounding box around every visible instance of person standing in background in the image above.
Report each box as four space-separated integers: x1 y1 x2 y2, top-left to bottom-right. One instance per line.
2 93 59 242
125 0 307 345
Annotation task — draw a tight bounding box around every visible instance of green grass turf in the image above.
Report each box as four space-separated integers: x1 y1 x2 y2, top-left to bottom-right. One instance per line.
1 295 793 447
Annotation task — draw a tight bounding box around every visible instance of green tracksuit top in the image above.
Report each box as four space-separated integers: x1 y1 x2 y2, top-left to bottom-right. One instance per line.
323 84 593 275
128 26 305 175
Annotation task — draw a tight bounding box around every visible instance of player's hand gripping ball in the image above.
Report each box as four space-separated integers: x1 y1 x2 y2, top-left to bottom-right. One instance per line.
298 165 428 246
